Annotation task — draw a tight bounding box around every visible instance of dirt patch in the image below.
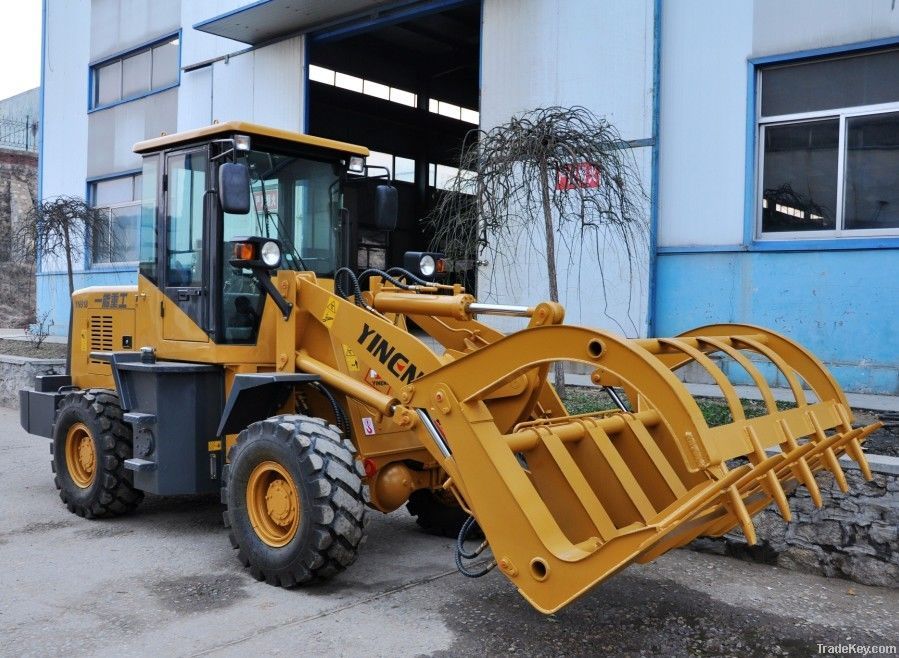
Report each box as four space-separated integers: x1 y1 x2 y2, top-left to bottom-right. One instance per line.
0 519 74 541
0 337 67 359
431 570 895 658
148 573 250 614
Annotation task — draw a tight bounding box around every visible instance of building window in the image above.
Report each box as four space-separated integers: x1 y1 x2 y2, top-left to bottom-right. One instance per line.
91 35 179 109
90 174 142 264
757 47 899 237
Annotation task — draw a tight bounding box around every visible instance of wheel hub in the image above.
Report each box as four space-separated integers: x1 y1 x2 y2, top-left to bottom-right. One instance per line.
246 461 301 547
265 479 295 525
65 422 96 489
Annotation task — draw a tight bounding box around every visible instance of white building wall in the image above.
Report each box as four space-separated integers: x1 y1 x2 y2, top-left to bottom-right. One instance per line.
658 0 899 249
657 0 753 248
90 0 182 60
752 0 899 56
87 89 179 177
178 1 305 133
479 0 654 335
86 0 182 178
42 1 90 201
178 0 254 131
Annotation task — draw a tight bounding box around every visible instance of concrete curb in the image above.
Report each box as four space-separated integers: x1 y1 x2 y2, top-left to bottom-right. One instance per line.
0 353 66 408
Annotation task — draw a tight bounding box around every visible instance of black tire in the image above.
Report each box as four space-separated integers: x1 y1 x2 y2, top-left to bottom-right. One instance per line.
223 414 369 586
406 488 472 538
51 389 144 518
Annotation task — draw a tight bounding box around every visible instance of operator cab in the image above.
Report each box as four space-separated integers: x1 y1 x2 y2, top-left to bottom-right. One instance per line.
133 121 397 345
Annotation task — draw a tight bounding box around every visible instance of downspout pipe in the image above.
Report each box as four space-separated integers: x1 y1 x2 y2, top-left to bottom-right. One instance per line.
647 0 662 337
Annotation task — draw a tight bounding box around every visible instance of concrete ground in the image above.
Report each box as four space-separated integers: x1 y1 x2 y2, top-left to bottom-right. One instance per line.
1 404 897 658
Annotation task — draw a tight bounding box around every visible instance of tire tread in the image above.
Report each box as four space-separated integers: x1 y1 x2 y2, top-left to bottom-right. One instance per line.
52 389 143 518
223 414 368 586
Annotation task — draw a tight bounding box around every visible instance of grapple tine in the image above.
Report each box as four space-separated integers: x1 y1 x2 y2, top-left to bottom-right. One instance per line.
777 418 822 507
835 403 879 481
725 484 757 545
807 411 849 492
745 425 792 521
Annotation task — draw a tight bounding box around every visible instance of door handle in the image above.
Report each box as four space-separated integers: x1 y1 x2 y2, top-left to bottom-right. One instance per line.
176 289 201 301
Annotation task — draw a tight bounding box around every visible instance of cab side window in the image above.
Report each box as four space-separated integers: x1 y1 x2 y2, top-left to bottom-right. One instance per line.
166 151 207 287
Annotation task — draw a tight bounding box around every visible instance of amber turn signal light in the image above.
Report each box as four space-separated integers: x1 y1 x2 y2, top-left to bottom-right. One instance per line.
233 242 255 261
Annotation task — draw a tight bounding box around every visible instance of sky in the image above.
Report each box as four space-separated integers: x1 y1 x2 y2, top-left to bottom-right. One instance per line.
0 0 42 100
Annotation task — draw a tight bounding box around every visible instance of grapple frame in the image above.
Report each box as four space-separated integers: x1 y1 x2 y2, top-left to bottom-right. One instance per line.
293 276 880 613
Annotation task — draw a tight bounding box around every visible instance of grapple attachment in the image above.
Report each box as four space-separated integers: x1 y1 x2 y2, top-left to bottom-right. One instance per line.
409 321 881 613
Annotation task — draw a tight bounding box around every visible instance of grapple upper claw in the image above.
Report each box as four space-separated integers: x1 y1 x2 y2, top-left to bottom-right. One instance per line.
405 318 878 614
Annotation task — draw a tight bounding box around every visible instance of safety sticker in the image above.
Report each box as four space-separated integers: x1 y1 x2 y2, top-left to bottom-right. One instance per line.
321 296 339 327
361 417 376 436
342 344 360 371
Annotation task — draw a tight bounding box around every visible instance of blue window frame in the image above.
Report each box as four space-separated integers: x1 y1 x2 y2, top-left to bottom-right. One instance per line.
87 171 142 266
89 33 181 112
745 38 899 250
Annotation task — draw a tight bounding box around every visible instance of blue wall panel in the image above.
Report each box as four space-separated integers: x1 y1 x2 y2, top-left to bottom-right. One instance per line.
36 269 137 335
655 250 899 395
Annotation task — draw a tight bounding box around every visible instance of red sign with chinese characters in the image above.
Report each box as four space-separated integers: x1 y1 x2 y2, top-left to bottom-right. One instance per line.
557 163 601 190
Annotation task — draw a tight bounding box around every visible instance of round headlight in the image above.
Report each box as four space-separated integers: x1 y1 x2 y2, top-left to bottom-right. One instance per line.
419 254 436 277
260 241 281 267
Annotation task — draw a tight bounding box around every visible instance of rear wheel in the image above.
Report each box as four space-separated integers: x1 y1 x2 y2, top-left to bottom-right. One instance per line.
223 415 369 586
406 488 472 538
51 389 144 518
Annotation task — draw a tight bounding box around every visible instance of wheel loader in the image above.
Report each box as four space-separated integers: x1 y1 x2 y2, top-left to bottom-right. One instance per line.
19 121 881 614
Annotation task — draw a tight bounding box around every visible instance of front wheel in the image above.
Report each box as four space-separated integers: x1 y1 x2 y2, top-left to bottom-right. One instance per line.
223 415 369 586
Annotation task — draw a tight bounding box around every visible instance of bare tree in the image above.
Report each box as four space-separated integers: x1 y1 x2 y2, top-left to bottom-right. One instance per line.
16 195 108 299
426 106 648 392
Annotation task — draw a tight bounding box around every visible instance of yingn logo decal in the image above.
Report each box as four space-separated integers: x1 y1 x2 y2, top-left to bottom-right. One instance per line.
357 323 425 384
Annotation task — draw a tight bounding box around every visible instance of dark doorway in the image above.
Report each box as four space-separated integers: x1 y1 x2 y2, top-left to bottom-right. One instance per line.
307 1 481 284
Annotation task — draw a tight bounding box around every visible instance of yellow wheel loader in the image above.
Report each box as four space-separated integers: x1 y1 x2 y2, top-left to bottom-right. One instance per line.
19 122 881 613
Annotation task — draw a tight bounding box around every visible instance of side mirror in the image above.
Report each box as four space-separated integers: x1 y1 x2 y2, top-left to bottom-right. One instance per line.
219 162 251 214
373 184 398 231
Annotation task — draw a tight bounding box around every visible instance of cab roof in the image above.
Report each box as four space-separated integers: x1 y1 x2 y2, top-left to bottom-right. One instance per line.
133 120 369 157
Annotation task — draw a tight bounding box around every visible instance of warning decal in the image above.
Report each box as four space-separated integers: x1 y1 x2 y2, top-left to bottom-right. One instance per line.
361 417 376 436
321 296 339 327
342 345 360 371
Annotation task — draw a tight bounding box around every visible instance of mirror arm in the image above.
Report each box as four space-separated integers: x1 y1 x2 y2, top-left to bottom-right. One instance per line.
251 267 293 320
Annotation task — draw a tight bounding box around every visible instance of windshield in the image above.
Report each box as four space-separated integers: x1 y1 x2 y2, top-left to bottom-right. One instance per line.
224 149 343 276
219 149 342 344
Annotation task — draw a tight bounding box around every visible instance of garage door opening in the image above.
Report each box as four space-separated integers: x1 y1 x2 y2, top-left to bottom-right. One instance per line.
306 1 481 287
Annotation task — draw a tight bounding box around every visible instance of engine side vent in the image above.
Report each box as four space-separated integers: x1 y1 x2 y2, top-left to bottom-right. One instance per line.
89 315 114 364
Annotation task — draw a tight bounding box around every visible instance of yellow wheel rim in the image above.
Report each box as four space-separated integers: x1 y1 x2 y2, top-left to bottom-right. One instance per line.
246 461 301 547
65 422 96 489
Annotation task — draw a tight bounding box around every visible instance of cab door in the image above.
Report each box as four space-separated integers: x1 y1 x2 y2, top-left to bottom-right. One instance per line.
162 147 209 341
